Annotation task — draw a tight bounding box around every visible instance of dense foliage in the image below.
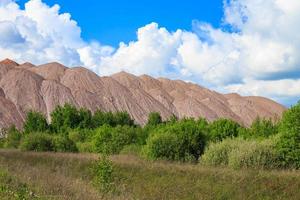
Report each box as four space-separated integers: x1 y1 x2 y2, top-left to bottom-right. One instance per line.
276 102 300 169
0 101 299 169
143 119 207 162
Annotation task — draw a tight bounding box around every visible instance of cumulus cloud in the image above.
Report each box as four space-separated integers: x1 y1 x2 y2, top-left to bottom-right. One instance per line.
0 0 299 106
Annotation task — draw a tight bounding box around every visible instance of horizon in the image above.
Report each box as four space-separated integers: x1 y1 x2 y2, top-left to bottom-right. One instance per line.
0 0 299 106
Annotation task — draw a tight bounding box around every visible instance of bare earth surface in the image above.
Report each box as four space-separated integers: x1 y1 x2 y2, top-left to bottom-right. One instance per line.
0 59 286 128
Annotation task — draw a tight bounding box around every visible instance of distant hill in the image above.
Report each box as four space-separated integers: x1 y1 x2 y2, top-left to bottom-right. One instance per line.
0 59 286 129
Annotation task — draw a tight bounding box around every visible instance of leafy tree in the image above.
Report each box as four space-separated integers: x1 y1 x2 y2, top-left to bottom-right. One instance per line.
147 112 162 126
4 125 22 148
50 104 80 133
78 108 93 129
20 133 54 152
113 112 134 126
92 111 115 127
249 117 278 138
276 102 300 168
208 119 240 142
23 111 48 133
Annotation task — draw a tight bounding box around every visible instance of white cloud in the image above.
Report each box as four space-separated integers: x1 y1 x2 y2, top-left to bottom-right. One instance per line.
0 0 299 106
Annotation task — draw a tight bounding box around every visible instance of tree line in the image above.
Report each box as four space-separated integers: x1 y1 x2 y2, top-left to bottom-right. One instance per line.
0 102 299 169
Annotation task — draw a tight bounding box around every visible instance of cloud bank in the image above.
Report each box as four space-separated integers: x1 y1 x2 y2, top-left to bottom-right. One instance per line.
0 0 299 106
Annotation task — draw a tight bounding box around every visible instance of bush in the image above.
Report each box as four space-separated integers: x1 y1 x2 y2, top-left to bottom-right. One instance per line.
276 102 300 169
147 112 162 126
4 126 22 148
94 125 137 154
143 119 207 162
201 138 280 169
208 119 240 142
20 133 54 152
52 136 78 152
201 139 240 166
228 139 279 169
76 141 95 153
93 155 115 194
23 111 48 134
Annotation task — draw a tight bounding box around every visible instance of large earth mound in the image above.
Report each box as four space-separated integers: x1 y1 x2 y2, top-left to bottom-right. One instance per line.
0 59 286 129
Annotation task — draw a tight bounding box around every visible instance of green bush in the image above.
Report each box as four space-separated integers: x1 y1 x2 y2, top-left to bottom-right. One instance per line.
228 139 279 169
201 138 280 169
4 126 22 148
143 119 207 162
93 155 115 194
93 125 137 154
201 139 240 166
76 141 95 153
147 112 162 126
276 102 300 169
23 111 48 134
20 133 54 152
208 118 240 142
52 136 78 152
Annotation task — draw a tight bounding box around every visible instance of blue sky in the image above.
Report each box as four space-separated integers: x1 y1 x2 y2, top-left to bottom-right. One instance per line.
17 0 224 46
1 0 300 106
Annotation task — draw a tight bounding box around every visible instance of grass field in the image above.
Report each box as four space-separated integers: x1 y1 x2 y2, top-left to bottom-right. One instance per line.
0 149 299 200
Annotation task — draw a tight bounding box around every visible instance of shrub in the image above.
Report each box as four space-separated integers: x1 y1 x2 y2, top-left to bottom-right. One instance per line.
143 119 207 162
201 139 240 166
208 119 240 142
76 141 95 153
93 155 115 194
228 139 279 169
94 125 137 154
201 138 280 169
20 133 54 152
4 125 22 148
276 102 300 169
23 111 48 134
52 136 78 152
147 112 162 126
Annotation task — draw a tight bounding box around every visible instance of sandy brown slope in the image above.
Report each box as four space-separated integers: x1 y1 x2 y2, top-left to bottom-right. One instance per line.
0 59 286 129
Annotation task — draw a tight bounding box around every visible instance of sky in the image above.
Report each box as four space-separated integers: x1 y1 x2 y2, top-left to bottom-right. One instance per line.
0 0 300 106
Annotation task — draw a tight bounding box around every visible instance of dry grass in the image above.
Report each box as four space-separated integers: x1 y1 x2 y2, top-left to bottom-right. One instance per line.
0 149 299 200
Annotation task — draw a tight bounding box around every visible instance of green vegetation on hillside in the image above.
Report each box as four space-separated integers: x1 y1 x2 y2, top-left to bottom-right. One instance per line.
0 102 299 170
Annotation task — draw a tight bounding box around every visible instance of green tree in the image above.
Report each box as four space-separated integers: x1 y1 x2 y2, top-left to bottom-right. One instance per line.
113 111 134 126
249 117 278 138
4 125 21 148
23 111 48 133
92 110 115 127
276 102 300 168
50 104 80 133
208 119 240 142
147 112 162 126
78 108 93 129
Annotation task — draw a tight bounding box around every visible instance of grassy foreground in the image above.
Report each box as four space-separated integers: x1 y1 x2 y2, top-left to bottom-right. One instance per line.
0 150 299 200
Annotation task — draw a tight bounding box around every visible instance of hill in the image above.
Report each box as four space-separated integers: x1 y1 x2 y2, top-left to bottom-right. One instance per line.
0 59 286 129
